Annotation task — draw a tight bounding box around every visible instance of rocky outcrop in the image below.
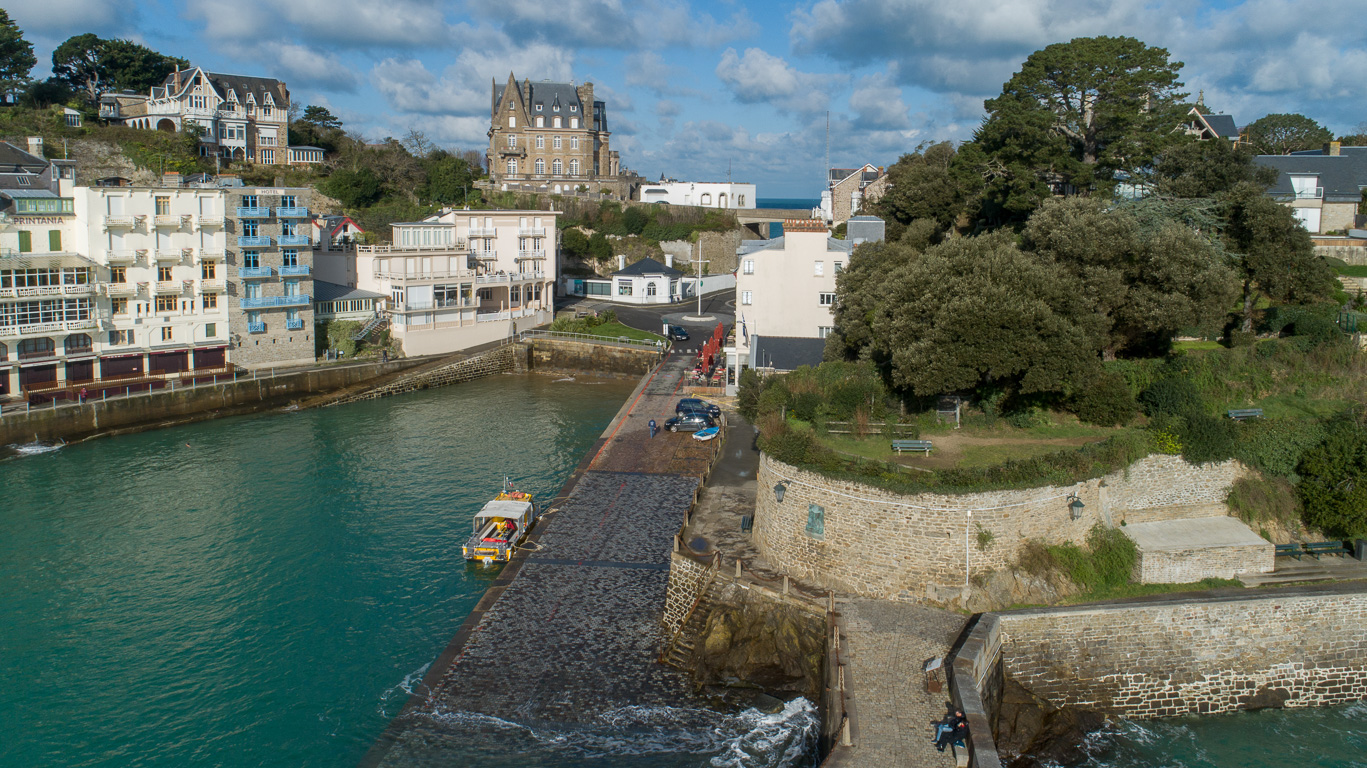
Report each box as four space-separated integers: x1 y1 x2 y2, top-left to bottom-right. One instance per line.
995 678 1105 768
689 588 825 700
962 569 1079 613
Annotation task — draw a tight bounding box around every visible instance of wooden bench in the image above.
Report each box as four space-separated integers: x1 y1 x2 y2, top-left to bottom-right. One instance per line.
1303 541 1352 559
1227 408 1264 421
1275 543 1303 559
892 439 933 455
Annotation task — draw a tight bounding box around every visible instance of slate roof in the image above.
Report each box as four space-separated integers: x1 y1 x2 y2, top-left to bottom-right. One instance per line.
1203 113 1239 139
159 68 288 106
314 280 385 303
1254 147 1367 203
0 141 48 174
750 335 826 372
526 81 584 113
829 165 882 186
613 257 682 277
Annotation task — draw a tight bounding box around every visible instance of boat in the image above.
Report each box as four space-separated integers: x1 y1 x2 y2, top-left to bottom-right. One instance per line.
462 480 537 564
693 426 720 442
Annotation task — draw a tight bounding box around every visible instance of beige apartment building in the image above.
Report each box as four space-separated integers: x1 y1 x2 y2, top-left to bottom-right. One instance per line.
487 75 620 195
347 209 558 356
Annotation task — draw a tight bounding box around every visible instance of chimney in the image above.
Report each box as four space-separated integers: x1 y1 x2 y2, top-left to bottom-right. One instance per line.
162 171 181 188
1326 141 1342 157
618 254 626 270
26 137 42 157
665 253 673 268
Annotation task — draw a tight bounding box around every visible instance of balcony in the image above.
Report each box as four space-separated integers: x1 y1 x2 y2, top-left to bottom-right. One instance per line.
496 146 527 157
517 250 547 260
239 266 273 279
198 215 225 228
1293 187 1324 200
277 234 311 246
155 249 186 263
106 249 142 265
104 283 139 297
468 227 498 238
285 318 305 330
62 283 96 296
237 235 271 247
518 228 546 237
196 250 226 264
237 206 272 217
200 279 226 291
278 264 311 276
248 322 266 334
276 206 310 218
240 294 310 309
154 214 190 228
154 281 184 294
104 215 138 229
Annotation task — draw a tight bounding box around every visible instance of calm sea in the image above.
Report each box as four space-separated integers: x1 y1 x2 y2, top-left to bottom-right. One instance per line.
0 375 825 767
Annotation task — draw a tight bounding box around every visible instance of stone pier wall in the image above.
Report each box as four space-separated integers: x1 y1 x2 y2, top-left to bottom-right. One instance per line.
330 345 517 405
525 338 661 377
660 551 714 641
752 454 1248 601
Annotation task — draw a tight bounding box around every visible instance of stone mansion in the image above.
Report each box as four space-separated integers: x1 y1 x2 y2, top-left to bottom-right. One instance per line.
486 74 626 197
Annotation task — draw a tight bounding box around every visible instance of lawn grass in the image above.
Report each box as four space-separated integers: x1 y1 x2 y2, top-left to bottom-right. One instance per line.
1173 339 1223 351
957 441 1106 468
581 321 664 343
1058 577 1244 604
1335 264 1367 278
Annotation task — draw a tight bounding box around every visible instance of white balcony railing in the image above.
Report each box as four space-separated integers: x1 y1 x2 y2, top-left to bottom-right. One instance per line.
154 249 186 262
104 215 138 229
468 228 498 238
155 281 183 294
196 250 226 264
200 279 226 291
358 240 469 254
103 283 139 297
106 249 142 264
373 269 472 281
198 215 225 228
517 228 545 237
1293 187 1324 199
154 214 189 228
63 284 96 296
517 250 546 260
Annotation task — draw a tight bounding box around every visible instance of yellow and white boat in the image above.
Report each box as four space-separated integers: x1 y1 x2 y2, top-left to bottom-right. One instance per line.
462 481 537 564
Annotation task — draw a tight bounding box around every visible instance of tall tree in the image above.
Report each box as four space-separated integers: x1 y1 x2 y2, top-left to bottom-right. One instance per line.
1149 138 1278 198
1242 113 1333 155
52 34 186 103
976 36 1187 200
867 142 980 233
419 151 477 205
0 10 36 95
1221 182 1338 331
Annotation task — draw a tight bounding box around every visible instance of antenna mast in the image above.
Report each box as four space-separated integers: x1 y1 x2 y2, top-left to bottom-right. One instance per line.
825 111 830 193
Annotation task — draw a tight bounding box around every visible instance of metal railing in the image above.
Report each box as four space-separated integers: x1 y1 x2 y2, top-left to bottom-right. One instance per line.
247 322 266 333
518 329 664 349
397 299 473 312
239 294 310 309
277 235 311 246
278 265 311 276
239 266 273 279
1293 187 1324 199
275 207 310 218
285 318 305 330
237 235 271 247
237 206 272 217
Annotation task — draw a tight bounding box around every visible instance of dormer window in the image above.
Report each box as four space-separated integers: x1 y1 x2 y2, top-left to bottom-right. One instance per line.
570 106 577 112
536 104 542 111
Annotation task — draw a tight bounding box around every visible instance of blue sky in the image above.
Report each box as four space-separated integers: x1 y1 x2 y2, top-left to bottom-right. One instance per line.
9 0 1367 197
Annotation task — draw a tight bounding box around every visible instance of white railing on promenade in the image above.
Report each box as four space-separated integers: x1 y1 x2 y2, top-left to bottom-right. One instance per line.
518 329 664 349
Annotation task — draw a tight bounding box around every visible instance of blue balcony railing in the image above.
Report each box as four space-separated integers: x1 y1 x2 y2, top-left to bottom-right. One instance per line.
278 265 311 276
240 294 310 309
247 322 266 333
237 235 271 247
237 206 271 217
277 235 311 246
276 207 310 218
239 266 273 278
285 318 305 330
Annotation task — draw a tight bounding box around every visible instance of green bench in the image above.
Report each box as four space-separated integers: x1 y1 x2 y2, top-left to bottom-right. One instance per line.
1303 541 1352 559
1227 408 1264 421
892 439 933 455
1275 543 1303 559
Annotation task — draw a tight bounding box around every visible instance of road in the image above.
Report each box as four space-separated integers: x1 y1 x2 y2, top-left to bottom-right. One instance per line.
556 290 735 353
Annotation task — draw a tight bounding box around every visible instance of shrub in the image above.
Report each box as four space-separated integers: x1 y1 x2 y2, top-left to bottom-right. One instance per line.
1179 413 1239 464
1227 475 1299 527
1072 371 1138 426
790 391 823 422
737 368 761 422
1046 525 1138 592
1233 418 1328 478
1297 419 1367 537
1139 377 1205 417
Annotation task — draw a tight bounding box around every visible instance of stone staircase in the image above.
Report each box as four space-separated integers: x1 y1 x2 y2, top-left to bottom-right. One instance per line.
326 344 518 406
1238 554 1367 586
661 579 724 670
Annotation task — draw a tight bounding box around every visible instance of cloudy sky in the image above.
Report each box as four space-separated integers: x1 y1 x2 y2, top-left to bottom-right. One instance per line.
9 0 1367 197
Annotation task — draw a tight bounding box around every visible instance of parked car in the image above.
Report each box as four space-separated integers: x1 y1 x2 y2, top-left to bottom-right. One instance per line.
675 398 721 418
668 325 690 341
664 412 715 432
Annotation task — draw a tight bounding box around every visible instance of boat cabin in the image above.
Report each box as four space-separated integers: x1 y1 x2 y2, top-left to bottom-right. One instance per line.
463 498 535 563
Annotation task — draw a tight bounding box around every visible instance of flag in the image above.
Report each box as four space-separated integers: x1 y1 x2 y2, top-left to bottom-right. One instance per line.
740 314 747 343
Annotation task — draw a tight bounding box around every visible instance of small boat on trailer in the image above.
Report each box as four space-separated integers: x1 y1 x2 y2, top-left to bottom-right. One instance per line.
693 426 720 442
462 481 537 564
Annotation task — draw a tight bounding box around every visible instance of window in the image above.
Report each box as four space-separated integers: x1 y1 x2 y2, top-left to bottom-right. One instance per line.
553 136 562 150
280 195 296 208
157 266 173 281
242 220 259 237
262 104 272 117
553 117 562 128
700 193 712 205
155 295 176 312
510 285 521 304
202 294 217 309
741 290 752 305
507 159 517 175
48 230 61 251
65 334 92 354
552 159 562 175
535 116 544 127
248 310 262 327
536 104 542 111
111 266 127 283
108 330 132 345
507 135 518 149
806 504 825 538
569 159 579 176
819 292 836 306
243 251 259 269
205 322 216 337
111 298 128 315
283 279 299 296
535 158 545 175
570 105 577 112
570 118 579 129
818 326 833 339
242 194 258 208
155 196 170 215
743 259 754 275
814 261 824 276
617 280 633 296
160 327 173 342
282 249 297 267
571 136 579 150
835 261 844 273
245 283 262 299
17 231 30 253
201 262 216 279
261 149 274 164
738 195 746 206
647 282 657 296
508 116 516 128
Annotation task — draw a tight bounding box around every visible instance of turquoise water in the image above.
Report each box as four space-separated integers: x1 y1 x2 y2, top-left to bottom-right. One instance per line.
0 375 635 767
1077 702 1367 767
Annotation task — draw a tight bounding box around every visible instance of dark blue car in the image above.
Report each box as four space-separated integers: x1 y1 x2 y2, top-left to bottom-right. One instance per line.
668 326 690 341
676 398 721 418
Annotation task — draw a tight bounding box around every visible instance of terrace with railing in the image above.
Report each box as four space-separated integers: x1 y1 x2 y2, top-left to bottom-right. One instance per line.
239 295 310 309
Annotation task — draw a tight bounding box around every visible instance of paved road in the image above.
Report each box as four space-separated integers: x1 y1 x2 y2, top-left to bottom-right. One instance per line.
558 291 735 354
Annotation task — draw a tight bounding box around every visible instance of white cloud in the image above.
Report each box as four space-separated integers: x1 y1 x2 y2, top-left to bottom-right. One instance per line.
186 0 453 48
370 40 575 121
715 48 837 115
466 0 755 49
849 70 911 130
7 0 138 35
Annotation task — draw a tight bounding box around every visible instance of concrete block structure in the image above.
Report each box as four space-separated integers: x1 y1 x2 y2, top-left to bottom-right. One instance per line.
1123 517 1273 583
638 181 756 209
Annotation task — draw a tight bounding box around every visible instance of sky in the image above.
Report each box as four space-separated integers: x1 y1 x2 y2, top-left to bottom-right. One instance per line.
8 0 1367 198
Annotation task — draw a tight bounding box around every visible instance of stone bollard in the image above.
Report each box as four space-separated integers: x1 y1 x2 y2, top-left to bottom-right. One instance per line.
783 575 789 595
734 559 741 579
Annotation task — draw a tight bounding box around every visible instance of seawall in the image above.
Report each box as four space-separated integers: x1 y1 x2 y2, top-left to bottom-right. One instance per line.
949 582 1367 768
521 336 662 377
753 453 1248 602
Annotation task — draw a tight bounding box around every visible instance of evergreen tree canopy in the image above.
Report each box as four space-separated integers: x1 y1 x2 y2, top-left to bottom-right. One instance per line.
0 10 36 93
867 142 980 233
52 34 187 103
1243 113 1333 155
1150 138 1278 198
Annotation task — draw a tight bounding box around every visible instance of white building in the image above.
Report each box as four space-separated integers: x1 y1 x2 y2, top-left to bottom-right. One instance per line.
724 217 884 393
353 209 557 356
638 181 756 209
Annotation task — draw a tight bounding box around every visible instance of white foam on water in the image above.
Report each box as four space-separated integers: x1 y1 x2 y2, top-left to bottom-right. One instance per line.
378 662 431 713
8 441 64 456
553 377 575 383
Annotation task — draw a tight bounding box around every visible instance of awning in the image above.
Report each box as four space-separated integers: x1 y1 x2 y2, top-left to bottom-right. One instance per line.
475 500 533 519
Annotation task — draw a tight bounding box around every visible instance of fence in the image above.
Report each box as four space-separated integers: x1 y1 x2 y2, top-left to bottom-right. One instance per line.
519 329 665 350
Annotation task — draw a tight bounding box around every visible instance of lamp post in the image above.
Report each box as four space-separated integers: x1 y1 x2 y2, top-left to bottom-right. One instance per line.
965 510 972 590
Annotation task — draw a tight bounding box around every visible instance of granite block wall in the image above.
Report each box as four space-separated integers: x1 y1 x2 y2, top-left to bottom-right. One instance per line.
752 454 1249 600
661 551 714 641
1136 541 1273 583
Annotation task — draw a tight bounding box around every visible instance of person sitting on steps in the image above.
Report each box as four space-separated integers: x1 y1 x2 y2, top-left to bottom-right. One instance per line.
933 708 968 752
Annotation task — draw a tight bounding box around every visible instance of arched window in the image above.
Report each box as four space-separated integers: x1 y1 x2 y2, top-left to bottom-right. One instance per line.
64 334 92 355
647 282 657 296
737 195 745 206
508 116 516 127
553 117 562 128
552 159 563 175
569 159 580 176
18 338 54 360
700 193 712 205
719 193 728 208
506 158 517 176
535 158 545 175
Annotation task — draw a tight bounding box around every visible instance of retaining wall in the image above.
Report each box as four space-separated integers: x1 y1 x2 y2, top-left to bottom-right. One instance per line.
753 454 1248 601
525 338 661 377
661 551 714 641
1134 540 1272 583
329 345 517 405
0 359 422 445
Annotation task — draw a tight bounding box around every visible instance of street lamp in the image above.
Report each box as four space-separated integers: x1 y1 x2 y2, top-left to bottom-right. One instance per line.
773 481 788 503
1068 495 1086 520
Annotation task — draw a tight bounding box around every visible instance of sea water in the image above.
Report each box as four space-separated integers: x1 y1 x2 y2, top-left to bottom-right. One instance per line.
0 375 816 767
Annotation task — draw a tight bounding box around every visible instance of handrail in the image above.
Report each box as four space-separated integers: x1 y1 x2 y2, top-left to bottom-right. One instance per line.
518 329 663 349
